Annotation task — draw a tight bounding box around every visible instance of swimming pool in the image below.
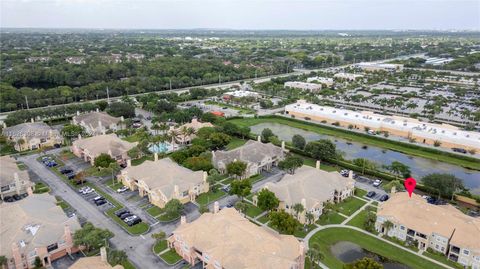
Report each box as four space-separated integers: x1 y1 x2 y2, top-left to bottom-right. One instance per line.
149 142 175 153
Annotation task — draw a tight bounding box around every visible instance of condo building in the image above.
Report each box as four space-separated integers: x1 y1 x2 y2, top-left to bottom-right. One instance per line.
256 163 354 224
167 205 305 269
285 100 480 152
0 156 33 200
0 193 81 269
212 139 286 178
2 121 63 152
333 72 364 81
71 134 136 166
306 77 334 87
69 247 123 269
171 118 214 144
72 111 123 136
119 156 209 208
284 81 322 92
376 193 480 268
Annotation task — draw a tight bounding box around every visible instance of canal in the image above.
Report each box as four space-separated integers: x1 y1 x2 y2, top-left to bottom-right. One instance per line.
250 122 480 194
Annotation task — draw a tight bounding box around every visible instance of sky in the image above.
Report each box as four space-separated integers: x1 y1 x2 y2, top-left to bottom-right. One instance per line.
1 0 479 30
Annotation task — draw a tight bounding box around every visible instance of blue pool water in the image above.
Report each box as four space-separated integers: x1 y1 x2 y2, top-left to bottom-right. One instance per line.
149 142 171 153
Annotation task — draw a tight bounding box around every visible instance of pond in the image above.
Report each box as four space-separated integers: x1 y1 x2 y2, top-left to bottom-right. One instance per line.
330 241 410 269
250 122 480 194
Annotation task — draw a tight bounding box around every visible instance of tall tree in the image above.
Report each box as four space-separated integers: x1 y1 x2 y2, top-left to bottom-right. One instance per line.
73 222 113 252
226 161 247 179
229 179 252 200
305 139 336 161
256 189 280 211
292 134 306 150
278 155 304 174
421 173 463 199
164 199 184 218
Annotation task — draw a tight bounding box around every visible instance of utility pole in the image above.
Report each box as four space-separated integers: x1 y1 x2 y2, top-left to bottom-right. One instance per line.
24 95 29 110
169 78 172 90
218 74 221 85
255 69 257 79
106 87 110 103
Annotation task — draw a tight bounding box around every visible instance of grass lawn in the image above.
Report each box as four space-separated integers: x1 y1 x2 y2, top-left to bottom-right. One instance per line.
294 224 317 238
58 150 76 160
55 197 71 210
123 134 143 142
146 206 164 217
316 211 346 225
354 188 368 198
107 181 124 191
346 209 376 231
121 260 137 269
309 227 444 269
196 190 226 206
157 213 180 222
153 240 168 254
294 153 338 172
245 204 264 218
85 166 111 177
228 117 480 170
159 249 183 265
423 250 463 269
205 101 255 114
226 138 247 150
372 201 379 206
257 213 270 224
131 155 154 166
334 197 366 216
16 162 28 170
33 182 50 194
220 177 234 185
247 174 263 184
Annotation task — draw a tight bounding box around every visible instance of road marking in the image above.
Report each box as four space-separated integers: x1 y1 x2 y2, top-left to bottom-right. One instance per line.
140 234 145 240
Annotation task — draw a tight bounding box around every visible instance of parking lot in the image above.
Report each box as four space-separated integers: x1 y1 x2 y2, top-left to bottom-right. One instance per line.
354 175 389 201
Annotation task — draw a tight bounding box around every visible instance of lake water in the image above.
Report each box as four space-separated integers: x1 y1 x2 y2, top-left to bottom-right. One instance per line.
250 122 480 194
330 241 410 269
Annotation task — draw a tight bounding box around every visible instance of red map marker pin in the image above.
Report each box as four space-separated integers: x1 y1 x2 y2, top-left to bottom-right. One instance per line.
404 177 416 197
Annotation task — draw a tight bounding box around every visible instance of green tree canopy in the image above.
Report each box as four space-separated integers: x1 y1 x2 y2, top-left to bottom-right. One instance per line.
94 153 116 168
261 128 275 143
73 222 113 252
229 179 252 200
278 155 304 174
268 210 300 235
343 257 382 269
421 173 463 198
305 139 336 161
292 134 306 149
226 160 247 178
164 199 184 218
256 189 280 211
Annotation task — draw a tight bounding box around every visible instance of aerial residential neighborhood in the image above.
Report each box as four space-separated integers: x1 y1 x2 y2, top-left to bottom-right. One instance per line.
0 1 479 269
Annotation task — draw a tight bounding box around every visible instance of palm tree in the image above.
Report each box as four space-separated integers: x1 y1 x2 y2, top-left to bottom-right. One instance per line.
159 122 169 134
292 203 305 221
306 242 324 268
17 138 26 151
305 212 314 225
322 202 335 222
383 220 394 235
167 129 180 149
151 123 160 135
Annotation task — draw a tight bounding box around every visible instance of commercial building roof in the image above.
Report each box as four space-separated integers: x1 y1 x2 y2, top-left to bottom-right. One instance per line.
264 165 354 208
121 158 204 198
223 90 260 98
72 134 136 157
173 208 303 269
0 155 30 187
284 81 322 91
285 101 480 149
378 193 480 250
2 122 61 142
0 193 81 259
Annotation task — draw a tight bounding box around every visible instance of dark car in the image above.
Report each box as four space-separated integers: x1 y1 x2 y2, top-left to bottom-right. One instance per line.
12 194 22 201
120 213 133 220
452 148 467 154
60 167 74 174
66 172 76 179
127 218 142 226
95 199 107 206
115 209 129 217
366 191 376 198
379 194 389 202
3 196 15 202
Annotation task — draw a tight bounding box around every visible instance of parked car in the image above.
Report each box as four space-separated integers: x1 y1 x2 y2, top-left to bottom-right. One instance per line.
115 209 129 217
366 191 376 198
124 215 138 222
95 199 107 206
45 161 57 167
12 194 22 201
340 170 349 177
120 212 133 220
127 218 142 226
379 194 389 202
82 188 94 195
222 186 231 192
60 167 73 174
78 186 89 193
92 196 104 202
452 147 467 154
66 172 76 179
3 196 15 202
117 186 129 193
373 179 383 187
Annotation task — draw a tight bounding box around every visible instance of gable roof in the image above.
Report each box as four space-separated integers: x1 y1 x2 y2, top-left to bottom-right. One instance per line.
73 112 121 130
264 165 355 208
122 158 204 198
213 140 284 167
0 156 30 187
378 193 480 251
72 134 136 157
0 194 81 259
2 122 61 142
173 208 302 269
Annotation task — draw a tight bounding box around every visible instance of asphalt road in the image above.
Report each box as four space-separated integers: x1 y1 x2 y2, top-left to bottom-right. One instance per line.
18 149 184 269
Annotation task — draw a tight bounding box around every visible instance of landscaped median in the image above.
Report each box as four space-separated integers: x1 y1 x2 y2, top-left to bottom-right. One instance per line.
152 240 183 266
308 227 445 269
39 154 149 235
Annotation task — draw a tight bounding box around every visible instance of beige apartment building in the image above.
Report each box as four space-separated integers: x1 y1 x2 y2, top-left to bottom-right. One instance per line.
0 193 81 269
69 247 123 269
376 193 480 268
119 156 209 208
2 121 63 152
167 205 305 269
212 139 286 178
72 110 123 136
256 162 355 224
71 134 136 166
285 100 480 152
0 156 33 200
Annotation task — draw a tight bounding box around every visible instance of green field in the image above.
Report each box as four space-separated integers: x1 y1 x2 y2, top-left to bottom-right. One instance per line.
159 249 183 265
245 203 264 218
228 117 480 170
346 208 376 231
196 190 226 206
153 240 168 254
146 206 164 217
316 211 346 225
309 227 444 269
333 197 367 216
226 137 247 150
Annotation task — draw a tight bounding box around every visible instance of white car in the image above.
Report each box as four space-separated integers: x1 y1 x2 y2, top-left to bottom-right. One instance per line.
117 186 129 193
82 188 94 195
124 215 138 222
373 180 382 187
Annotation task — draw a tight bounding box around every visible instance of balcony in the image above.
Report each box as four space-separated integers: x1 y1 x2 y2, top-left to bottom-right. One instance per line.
450 246 460 254
407 229 415 237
